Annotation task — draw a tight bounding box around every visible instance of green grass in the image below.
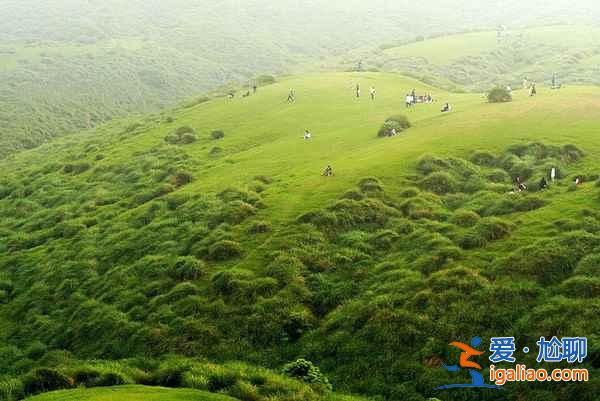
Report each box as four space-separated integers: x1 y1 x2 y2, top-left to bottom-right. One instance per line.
24 386 236 401
0 71 598 401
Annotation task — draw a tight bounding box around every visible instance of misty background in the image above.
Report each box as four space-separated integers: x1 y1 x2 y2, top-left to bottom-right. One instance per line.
2 0 600 157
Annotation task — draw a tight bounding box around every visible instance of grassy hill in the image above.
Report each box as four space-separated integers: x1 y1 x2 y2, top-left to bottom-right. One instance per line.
340 25 600 91
0 72 598 401
25 386 236 401
3 1 600 158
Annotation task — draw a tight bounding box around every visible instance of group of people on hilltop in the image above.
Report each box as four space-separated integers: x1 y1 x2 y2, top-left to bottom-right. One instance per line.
405 89 434 107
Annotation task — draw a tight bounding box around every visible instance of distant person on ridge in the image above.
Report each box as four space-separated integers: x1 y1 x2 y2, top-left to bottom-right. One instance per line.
370 86 376 100
356 84 361 98
539 177 548 190
441 103 451 112
253 84 257 94
406 94 413 108
529 82 537 97
287 89 295 103
303 130 312 140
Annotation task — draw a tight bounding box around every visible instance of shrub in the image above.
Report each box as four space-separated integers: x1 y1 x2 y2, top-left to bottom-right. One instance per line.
248 221 272 234
256 75 277 85
470 150 497 167
209 147 223 156
172 170 194 187
22 368 73 395
358 177 383 193
208 240 242 260
282 359 332 391
487 86 512 103
63 163 91 175
171 256 205 281
96 371 128 386
0 378 24 401
165 126 198 145
419 172 458 194
377 115 410 137
73 367 101 387
211 130 225 140
450 210 481 227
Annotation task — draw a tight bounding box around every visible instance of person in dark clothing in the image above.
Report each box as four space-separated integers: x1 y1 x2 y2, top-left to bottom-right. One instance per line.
539 177 548 190
253 85 257 94
322 165 334 177
441 103 451 112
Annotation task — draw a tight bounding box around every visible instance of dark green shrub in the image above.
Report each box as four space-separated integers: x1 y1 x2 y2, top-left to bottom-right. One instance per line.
96 371 128 386
377 115 410 137
63 163 91 175
358 177 383 193
208 240 242 260
419 172 458 194
73 367 101 387
211 130 225 140
340 189 364 200
248 221 272 234
282 359 332 391
487 86 512 103
171 256 205 281
207 369 238 392
486 169 510 183
450 210 481 227
172 170 194 187
22 368 73 395
559 276 600 298
165 126 198 145
470 150 497 167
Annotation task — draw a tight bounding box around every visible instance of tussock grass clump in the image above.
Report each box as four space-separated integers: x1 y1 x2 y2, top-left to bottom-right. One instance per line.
248 220 272 234
165 126 198 145
208 240 242 261
487 86 512 103
450 209 481 227
470 150 497 167
419 172 458 195
21 368 73 396
211 130 225 140
459 217 513 249
377 115 410 137
357 177 383 194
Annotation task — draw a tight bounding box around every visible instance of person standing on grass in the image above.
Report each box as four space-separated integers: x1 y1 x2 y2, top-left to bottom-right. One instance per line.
287 88 295 103
529 82 537 97
370 86 376 100
356 83 361 98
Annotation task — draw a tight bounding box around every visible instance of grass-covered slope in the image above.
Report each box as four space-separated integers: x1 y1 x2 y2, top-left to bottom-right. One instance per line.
0 72 598 401
25 386 236 401
344 25 600 91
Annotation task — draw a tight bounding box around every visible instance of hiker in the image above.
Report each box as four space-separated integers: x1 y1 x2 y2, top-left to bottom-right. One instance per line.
441 103 451 112
390 128 397 137
322 165 334 177
575 177 582 185
523 77 529 89
253 84 257 94
370 86 376 100
550 167 556 182
427 93 433 103
356 84 361 98
242 91 250 98
516 176 527 192
405 94 413 108
228 91 235 100
287 89 295 103
303 130 312 140
506 85 512 93
529 82 537 97
411 88 416 101
539 177 548 190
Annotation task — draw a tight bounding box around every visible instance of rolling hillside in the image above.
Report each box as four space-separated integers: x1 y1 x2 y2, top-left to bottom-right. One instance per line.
339 25 600 91
3 1 600 158
0 72 598 401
